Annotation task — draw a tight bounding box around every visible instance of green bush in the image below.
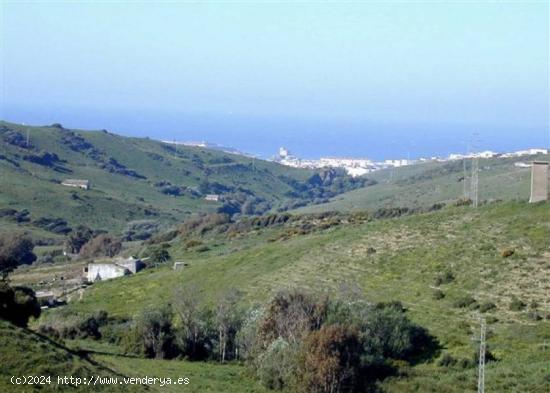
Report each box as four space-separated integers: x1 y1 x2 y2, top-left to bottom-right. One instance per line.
479 302 497 313
0 283 40 327
434 270 455 286
432 290 445 300
438 353 457 367
453 295 476 308
509 297 526 311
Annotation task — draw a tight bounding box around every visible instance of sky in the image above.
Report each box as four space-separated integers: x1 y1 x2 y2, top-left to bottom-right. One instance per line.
1 1 549 159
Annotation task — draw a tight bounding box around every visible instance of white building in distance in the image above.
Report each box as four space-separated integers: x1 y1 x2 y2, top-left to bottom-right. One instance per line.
61 179 90 190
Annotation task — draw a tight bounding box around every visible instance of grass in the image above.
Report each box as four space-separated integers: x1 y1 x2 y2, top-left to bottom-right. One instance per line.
0 320 266 392
0 319 141 392
0 120 316 234
293 154 550 213
28 200 549 391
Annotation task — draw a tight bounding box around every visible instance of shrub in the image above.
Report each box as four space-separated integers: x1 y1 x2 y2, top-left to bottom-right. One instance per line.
142 246 171 266
509 297 526 311
438 353 457 367
255 338 298 390
486 316 498 324
0 283 40 327
434 270 455 286
432 290 445 300
0 233 36 276
64 225 94 254
526 311 543 321
135 305 176 359
258 290 328 346
39 311 109 340
479 302 497 313
184 239 203 249
453 295 476 308
122 220 159 241
298 325 362 393
79 234 122 258
501 248 515 258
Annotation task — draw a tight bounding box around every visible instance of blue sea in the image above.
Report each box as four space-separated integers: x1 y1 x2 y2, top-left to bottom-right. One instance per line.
3 110 548 161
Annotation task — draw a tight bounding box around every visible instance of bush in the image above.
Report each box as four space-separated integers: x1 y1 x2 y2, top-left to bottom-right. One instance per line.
453 295 476 308
526 311 543 321
0 283 40 327
64 225 94 254
134 305 176 359
501 248 515 258
509 297 526 311
122 220 160 241
142 246 171 266
39 311 109 340
255 338 298 390
79 234 122 258
438 353 457 367
0 233 36 276
184 239 203 249
298 325 362 393
434 270 455 286
479 302 497 313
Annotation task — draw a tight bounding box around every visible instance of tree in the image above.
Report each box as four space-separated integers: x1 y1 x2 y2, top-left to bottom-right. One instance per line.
79 234 122 258
259 289 328 347
299 325 362 393
135 305 174 359
173 285 205 359
0 233 36 277
215 288 241 363
64 225 94 254
0 282 40 327
256 337 298 390
144 246 171 266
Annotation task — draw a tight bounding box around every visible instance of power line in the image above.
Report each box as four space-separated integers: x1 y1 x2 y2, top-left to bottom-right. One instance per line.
471 156 479 208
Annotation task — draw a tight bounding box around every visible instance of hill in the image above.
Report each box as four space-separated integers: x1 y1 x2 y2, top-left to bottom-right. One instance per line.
0 121 367 237
0 319 140 392
292 154 550 213
0 319 267 392
32 200 550 392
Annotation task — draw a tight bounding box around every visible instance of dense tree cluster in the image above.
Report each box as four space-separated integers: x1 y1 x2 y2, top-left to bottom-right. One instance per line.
79 234 122 258
0 233 36 276
0 282 40 327
37 287 436 392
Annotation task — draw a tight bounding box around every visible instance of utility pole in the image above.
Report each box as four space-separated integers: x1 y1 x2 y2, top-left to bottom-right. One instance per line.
26 128 30 147
477 318 486 393
463 158 468 199
471 156 479 208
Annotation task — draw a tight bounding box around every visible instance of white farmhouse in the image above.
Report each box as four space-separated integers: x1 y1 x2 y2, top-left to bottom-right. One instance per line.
85 257 145 283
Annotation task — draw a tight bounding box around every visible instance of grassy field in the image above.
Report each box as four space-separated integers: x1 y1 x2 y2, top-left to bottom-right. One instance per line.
3 120 549 391
0 319 267 392
28 200 549 392
0 121 324 234
0 319 143 392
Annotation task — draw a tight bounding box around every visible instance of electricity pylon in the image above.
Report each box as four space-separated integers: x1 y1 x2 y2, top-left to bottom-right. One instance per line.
477 318 486 393
471 156 479 208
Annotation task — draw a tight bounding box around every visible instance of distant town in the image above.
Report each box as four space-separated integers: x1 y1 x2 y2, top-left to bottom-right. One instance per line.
273 147 549 177
162 140 548 178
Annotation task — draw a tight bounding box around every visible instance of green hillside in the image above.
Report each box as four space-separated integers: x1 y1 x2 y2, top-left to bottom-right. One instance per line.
0 319 266 392
0 121 366 236
33 200 550 392
293 154 550 213
0 319 141 392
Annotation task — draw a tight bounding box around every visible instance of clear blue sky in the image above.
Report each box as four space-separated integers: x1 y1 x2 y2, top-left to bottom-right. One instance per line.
1 1 548 158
